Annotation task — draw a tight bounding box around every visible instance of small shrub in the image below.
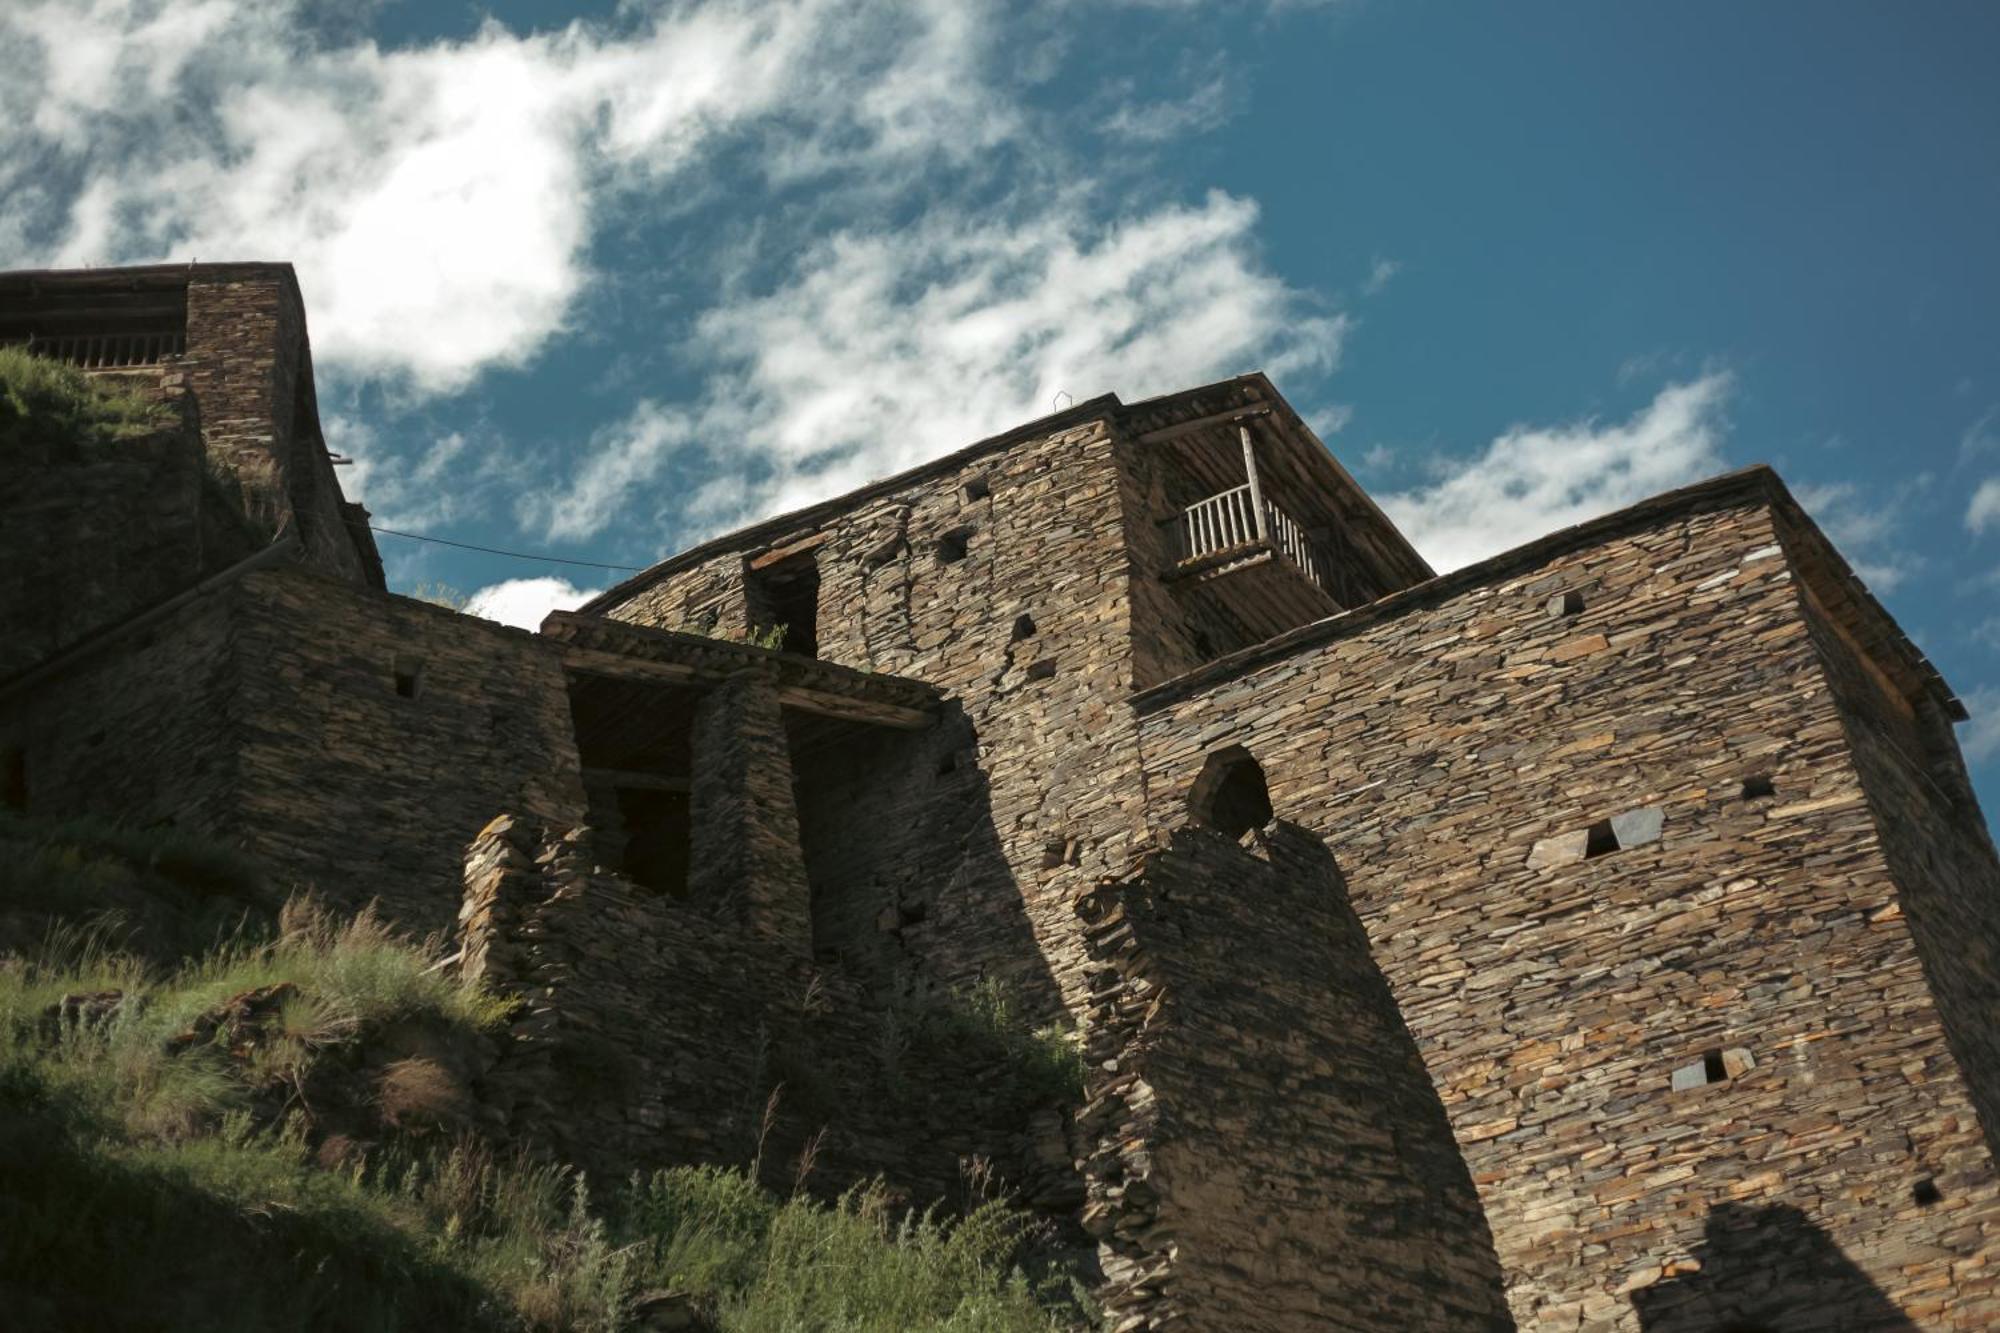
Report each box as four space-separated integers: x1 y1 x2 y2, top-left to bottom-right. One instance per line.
406 581 469 610
269 896 513 1031
377 1057 469 1130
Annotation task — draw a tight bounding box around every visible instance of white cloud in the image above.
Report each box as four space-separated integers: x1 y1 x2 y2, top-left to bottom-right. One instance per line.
1379 372 1733 572
462 576 603 631
1968 478 2000 535
0 0 1011 394
533 190 1350 539
1963 686 2000 765
336 423 494 531
1362 256 1400 297
1962 406 1999 461
540 401 697 543
1102 74 1235 142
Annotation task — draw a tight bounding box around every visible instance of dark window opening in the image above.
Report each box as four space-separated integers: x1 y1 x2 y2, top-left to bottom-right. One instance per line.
936 526 975 564
1583 819 1618 858
1551 589 1585 617
963 475 991 502
393 654 424 700
698 605 721 632
1011 613 1036 641
1672 1046 1750 1091
1189 745 1274 840
617 787 691 898
1913 1177 1942 1207
2 746 25 811
1741 775 1776 800
745 552 821 658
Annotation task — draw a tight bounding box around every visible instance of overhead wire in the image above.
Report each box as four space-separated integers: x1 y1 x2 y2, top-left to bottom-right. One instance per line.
367 525 646 572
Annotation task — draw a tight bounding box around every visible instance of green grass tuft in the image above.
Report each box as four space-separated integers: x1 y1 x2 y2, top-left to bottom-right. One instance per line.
0 344 170 456
887 977 1085 1115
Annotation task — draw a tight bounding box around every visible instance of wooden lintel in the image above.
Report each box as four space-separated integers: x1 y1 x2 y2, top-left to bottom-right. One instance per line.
748 532 831 570
583 767 691 792
1133 404 1271 447
775 686 934 731
559 644 700 687
562 643 934 730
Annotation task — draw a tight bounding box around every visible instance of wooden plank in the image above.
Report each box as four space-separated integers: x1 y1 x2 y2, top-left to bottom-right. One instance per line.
1241 425 1270 545
562 643 934 730
1132 404 1270 446
748 532 831 570
560 644 700 686
774 685 934 731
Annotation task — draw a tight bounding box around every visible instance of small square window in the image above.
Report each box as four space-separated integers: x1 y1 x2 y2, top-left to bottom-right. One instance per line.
936 526 975 564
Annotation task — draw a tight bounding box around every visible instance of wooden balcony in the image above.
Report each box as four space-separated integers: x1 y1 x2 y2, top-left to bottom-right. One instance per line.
1155 421 1347 647
1165 482 1330 593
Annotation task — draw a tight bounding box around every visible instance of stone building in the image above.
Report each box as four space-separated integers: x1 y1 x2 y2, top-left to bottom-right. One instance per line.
5 261 2000 1330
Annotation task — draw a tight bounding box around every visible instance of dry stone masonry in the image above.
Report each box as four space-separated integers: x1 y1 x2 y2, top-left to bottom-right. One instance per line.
5 262 2000 1330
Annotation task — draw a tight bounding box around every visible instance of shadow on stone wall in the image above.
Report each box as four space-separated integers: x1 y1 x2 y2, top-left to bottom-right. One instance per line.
791 703 1068 1026
1077 819 1515 1329
1630 1202 1914 1332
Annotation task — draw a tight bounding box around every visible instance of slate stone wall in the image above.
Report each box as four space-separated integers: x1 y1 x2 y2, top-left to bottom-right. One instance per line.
789 708 990 990
225 567 588 935
1132 495 2000 1329
459 815 1084 1214
595 420 1153 1020
5 564 587 934
182 267 376 586
1787 520 2000 1182
1075 822 1514 1332
0 371 271 679
1 585 243 838
688 671 812 951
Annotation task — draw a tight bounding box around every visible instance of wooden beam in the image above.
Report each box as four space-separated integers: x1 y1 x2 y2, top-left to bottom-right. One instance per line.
562 644 934 731
748 532 831 570
1240 424 1270 545
775 685 935 731
560 644 700 687
1132 404 1270 446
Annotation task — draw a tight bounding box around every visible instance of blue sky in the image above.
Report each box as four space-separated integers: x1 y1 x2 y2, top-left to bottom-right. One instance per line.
4 0 1999 813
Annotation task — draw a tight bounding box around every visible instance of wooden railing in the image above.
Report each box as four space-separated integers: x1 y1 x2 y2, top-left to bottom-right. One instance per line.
1166 484 1328 594
5 331 186 368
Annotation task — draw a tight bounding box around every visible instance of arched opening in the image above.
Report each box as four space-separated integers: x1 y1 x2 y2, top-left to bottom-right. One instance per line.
1188 744 1273 839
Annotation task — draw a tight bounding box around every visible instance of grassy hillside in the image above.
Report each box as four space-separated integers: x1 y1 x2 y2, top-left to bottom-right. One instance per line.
0 817 1084 1332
